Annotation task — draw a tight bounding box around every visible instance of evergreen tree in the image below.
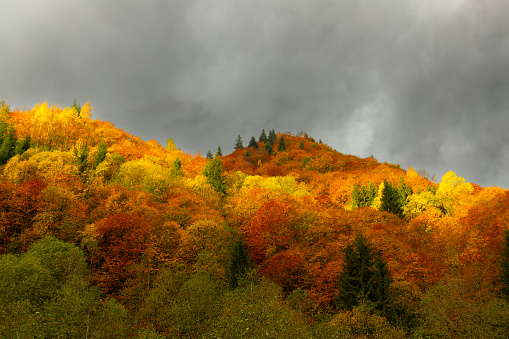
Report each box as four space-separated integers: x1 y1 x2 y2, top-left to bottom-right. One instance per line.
337 233 392 311
380 180 403 217
299 141 304 150
227 237 251 289
206 150 213 159
234 135 244 150
500 230 509 301
71 99 81 117
216 146 223 157
14 136 31 156
245 149 251 157
203 154 227 195
75 142 89 173
258 129 268 143
170 157 183 177
277 136 286 152
0 134 13 165
265 142 273 155
268 129 277 145
95 140 107 168
248 136 258 149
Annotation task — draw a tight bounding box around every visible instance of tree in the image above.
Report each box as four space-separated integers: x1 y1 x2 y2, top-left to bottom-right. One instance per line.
258 129 268 143
203 154 227 195
234 135 243 150
278 136 287 152
265 142 273 155
227 237 251 289
268 129 277 145
170 157 183 177
501 230 509 301
337 233 392 311
206 150 213 159
95 140 108 168
75 142 89 173
71 99 81 117
248 136 258 149
380 180 406 218
216 146 223 157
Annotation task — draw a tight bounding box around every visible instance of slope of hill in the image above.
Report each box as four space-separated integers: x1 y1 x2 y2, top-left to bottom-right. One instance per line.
0 102 508 337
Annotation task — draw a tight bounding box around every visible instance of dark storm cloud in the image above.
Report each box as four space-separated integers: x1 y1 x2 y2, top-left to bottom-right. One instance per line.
1 0 509 187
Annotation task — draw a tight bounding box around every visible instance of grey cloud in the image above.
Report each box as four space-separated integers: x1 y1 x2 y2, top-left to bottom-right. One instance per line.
1 0 509 187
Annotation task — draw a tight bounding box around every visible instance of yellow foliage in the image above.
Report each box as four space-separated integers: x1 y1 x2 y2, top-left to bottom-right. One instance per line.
437 171 474 215
30 150 79 184
403 191 442 218
240 175 310 197
370 181 385 210
115 156 170 196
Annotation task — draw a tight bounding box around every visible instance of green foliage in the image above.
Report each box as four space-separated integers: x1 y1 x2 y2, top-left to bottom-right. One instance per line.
278 135 287 152
216 146 222 157
248 136 258 148
206 270 311 338
500 230 509 301
203 154 227 195
170 157 183 177
206 149 213 159
140 264 224 338
265 142 273 155
234 134 243 149
227 237 251 289
0 236 134 338
95 140 108 168
75 142 89 173
258 129 268 143
268 129 277 145
351 182 377 209
72 99 82 117
337 233 392 312
380 179 412 218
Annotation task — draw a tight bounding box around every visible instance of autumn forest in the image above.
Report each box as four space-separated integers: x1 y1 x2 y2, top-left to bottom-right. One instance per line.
1 101 509 338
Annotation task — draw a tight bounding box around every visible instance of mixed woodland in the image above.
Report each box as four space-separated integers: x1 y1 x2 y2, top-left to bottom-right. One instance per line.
1 101 509 338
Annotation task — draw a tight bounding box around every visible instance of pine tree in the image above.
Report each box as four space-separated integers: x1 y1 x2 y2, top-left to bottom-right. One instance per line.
170 157 183 177
337 233 392 311
0 134 13 165
248 136 258 149
299 141 304 150
95 140 107 168
227 237 251 289
265 142 273 155
258 129 268 143
206 150 213 159
75 142 89 173
268 129 277 145
500 230 509 301
216 146 223 157
203 154 227 195
71 99 81 117
277 136 286 152
380 180 403 217
234 135 244 150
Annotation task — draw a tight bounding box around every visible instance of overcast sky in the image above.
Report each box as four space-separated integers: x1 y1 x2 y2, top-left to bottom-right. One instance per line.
1 0 509 187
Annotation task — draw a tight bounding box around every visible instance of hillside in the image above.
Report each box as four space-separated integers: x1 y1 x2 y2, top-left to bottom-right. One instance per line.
1 102 509 338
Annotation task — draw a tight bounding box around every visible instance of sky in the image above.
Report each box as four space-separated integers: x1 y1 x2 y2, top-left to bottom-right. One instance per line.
1 0 509 187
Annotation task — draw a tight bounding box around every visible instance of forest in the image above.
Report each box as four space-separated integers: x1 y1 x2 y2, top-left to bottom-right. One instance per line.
1 101 509 338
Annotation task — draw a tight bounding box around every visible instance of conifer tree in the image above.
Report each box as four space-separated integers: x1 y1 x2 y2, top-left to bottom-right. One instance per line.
75 142 89 173
95 140 107 168
265 142 273 155
216 146 223 157
268 129 277 145
227 237 251 289
337 233 392 311
71 99 81 117
248 136 258 149
203 154 227 195
234 135 243 150
299 141 304 150
500 230 509 301
278 136 286 152
381 180 403 217
245 149 251 157
206 150 213 159
258 129 268 143
170 157 183 177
